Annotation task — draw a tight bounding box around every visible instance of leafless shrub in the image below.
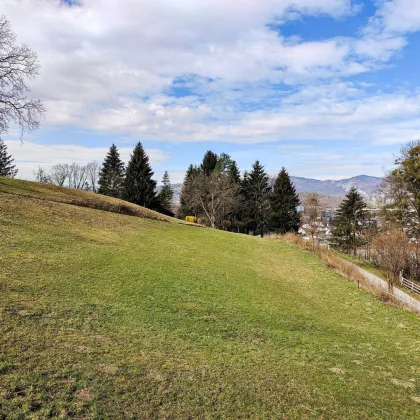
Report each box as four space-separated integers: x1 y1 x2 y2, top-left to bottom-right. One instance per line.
33 166 50 184
371 231 409 287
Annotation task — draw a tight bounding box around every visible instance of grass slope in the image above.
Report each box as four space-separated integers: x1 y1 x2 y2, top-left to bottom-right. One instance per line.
0 177 192 224
1 178 420 418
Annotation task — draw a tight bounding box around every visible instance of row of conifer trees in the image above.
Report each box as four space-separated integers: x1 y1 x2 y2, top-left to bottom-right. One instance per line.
178 150 300 235
98 142 174 215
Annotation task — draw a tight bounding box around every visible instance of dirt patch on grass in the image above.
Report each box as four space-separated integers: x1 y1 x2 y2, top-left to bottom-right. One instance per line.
329 367 345 375
75 389 94 401
390 378 415 389
147 369 164 382
98 364 118 374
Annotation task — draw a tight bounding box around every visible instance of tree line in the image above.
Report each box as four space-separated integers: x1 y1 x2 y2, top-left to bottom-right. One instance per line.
0 140 175 216
178 150 300 235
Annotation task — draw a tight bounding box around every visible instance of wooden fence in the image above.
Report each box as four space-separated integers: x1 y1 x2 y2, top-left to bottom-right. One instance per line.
399 272 420 295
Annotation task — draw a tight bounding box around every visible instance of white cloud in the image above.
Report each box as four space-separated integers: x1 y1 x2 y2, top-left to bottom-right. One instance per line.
1 0 420 152
0 0 365 133
369 0 420 34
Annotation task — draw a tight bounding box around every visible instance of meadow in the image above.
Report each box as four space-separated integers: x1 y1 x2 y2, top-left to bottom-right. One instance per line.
1 177 420 418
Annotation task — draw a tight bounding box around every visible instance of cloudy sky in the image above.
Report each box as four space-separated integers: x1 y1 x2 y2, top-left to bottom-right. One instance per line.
2 0 420 183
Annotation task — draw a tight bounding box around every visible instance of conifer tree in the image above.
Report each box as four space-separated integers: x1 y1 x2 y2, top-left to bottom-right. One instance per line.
178 164 200 219
123 142 157 208
246 160 271 236
0 139 17 178
200 150 218 175
98 144 125 198
271 167 300 233
332 187 368 255
158 171 174 212
228 160 241 185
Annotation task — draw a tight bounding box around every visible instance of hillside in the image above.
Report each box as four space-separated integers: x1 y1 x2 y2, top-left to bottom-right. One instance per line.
1 177 420 418
0 177 192 225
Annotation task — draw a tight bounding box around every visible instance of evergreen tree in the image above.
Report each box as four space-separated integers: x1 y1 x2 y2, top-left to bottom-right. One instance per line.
228 160 241 185
123 142 157 208
178 164 200 219
224 159 242 230
0 139 18 178
246 161 271 236
98 144 125 198
158 171 174 212
332 187 368 254
271 167 300 234
200 150 218 175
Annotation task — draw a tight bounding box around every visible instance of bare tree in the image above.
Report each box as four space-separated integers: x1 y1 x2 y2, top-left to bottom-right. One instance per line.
372 231 409 289
67 162 88 190
0 16 45 138
406 240 420 282
33 166 50 183
50 163 69 186
189 171 238 229
303 192 323 248
86 161 100 193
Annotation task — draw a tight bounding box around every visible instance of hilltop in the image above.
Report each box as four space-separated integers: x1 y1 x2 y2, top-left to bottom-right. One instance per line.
1 177 420 418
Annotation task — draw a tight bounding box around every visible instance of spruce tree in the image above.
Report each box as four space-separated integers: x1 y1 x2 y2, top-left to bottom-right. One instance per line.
98 144 125 198
332 187 368 254
0 139 18 178
123 142 157 208
271 167 300 234
200 150 218 175
158 171 174 212
228 160 241 184
246 160 271 236
178 164 200 219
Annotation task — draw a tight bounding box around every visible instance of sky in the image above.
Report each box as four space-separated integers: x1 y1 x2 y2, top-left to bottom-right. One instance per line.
2 0 420 183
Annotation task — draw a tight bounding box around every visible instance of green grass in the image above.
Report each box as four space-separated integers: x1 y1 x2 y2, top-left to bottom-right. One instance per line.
332 250 386 279
1 178 420 418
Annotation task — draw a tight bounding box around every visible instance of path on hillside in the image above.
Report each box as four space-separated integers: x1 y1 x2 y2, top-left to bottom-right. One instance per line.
338 258 420 312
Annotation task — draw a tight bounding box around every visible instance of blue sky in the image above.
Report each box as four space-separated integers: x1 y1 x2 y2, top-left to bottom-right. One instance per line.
3 0 420 183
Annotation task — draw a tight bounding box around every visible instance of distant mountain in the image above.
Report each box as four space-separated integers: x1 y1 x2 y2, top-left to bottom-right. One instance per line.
159 175 383 206
290 175 382 199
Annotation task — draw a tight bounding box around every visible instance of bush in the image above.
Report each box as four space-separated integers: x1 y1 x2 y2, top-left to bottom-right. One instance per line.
371 231 409 286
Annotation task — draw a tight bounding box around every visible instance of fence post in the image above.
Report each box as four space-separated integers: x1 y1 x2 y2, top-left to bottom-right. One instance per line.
399 271 403 286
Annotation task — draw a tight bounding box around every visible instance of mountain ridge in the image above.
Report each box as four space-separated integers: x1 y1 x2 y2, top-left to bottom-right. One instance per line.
289 174 382 197
165 174 383 202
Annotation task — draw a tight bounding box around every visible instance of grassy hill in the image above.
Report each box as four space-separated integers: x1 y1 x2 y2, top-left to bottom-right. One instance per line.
1 178 420 418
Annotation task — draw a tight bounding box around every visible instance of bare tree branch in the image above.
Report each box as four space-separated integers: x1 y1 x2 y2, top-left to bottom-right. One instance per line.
0 15 45 138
